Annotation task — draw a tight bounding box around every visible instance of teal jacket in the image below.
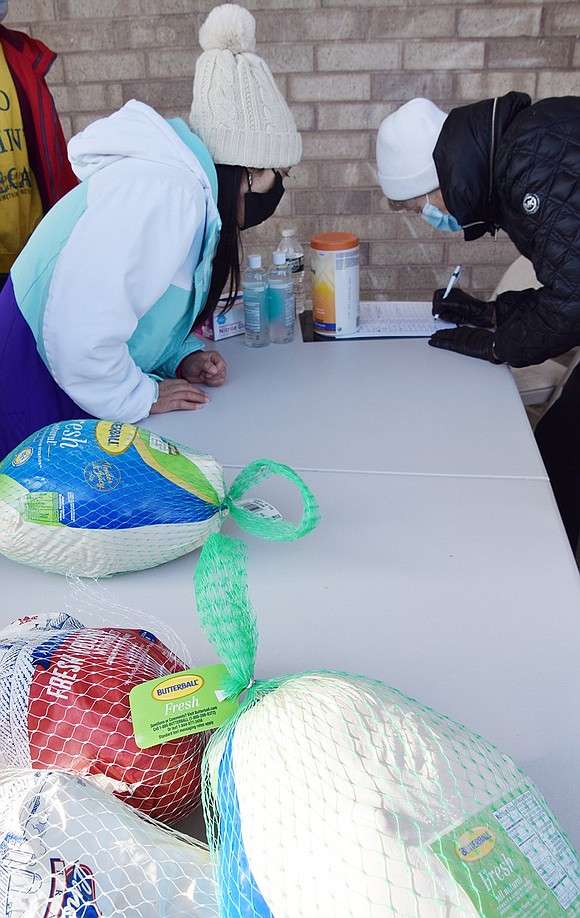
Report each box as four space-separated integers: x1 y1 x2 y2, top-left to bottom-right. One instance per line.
12 100 221 422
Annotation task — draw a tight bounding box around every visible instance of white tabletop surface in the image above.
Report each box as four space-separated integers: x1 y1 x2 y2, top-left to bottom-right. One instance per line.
1 327 578 853
143 331 547 479
1 469 578 847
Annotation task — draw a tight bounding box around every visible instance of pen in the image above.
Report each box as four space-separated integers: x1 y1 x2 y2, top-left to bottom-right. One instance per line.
434 264 461 319
442 264 461 299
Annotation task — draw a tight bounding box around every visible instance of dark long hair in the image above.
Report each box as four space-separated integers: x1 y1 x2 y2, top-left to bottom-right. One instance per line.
195 164 243 329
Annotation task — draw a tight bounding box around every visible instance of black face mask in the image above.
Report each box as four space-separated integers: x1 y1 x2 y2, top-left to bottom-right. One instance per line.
241 170 285 230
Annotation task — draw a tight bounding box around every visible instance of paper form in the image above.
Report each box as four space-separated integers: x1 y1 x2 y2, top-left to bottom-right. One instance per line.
336 301 456 338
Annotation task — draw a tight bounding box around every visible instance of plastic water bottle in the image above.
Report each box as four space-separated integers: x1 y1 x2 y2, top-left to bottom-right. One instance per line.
268 251 295 344
276 228 305 314
242 254 269 347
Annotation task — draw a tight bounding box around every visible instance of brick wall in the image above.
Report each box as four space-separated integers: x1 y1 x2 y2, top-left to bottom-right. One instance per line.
7 0 580 301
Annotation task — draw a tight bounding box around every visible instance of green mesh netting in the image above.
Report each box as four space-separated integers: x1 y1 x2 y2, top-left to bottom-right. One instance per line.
195 534 257 702
227 459 320 542
194 533 580 918
0 421 320 576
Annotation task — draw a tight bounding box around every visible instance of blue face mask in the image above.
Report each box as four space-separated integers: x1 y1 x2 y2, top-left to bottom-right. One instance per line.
421 195 463 232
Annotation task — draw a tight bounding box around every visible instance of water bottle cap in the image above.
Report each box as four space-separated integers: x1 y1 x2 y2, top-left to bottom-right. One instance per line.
247 254 262 268
272 251 286 265
282 228 296 237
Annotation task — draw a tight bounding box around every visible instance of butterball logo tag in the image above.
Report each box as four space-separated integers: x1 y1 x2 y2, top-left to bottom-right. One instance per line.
152 672 205 701
455 826 496 862
522 192 540 215
12 446 33 466
95 420 137 455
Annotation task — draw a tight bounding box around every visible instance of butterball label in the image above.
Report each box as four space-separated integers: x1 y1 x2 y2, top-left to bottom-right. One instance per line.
151 673 205 701
455 826 496 862
95 420 137 455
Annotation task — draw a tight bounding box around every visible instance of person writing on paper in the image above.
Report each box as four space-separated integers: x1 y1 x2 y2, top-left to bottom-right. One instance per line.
375 94 580 551
0 3 300 460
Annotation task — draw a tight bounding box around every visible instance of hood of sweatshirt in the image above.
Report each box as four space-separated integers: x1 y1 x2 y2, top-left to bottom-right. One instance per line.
68 99 214 195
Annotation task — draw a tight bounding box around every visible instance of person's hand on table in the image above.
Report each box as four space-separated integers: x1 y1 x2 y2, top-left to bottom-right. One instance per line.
150 378 211 414
149 352 226 414
178 350 227 387
428 326 502 363
432 287 495 327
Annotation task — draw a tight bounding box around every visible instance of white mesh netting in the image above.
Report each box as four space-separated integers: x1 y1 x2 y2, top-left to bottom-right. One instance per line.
0 611 207 824
0 767 218 916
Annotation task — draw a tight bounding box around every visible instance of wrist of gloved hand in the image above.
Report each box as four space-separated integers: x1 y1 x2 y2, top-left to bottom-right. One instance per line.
428 326 502 363
432 287 495 327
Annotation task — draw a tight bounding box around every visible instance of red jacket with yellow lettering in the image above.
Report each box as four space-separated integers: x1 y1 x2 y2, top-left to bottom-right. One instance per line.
0 24 77 213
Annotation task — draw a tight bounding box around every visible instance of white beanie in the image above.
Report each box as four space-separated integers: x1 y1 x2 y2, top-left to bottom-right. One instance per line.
376 98 447 200
189 4 301 169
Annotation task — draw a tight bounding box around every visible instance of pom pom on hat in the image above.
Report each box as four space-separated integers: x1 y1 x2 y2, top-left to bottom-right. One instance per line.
376 98 447 201
199 3 256 53
189 4 301 169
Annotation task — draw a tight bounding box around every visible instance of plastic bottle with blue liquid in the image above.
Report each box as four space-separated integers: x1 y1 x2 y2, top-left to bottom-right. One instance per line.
267 251 294 344
242 254 269 347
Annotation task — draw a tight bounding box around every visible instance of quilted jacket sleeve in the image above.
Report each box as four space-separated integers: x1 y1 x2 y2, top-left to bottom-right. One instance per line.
493 97 580 367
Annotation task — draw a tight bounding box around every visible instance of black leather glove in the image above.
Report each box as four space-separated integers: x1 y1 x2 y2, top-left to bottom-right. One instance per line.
428 326 502 363
432 287 495 327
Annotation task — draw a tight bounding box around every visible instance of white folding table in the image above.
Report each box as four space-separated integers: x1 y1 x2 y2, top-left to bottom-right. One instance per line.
1 329 579 848
144 333 546 479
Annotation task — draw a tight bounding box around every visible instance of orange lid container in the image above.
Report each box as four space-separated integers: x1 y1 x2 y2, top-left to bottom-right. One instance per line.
310 231 359 251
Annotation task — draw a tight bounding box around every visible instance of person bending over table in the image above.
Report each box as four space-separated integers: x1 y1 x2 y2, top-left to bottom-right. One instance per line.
375 94 580 555
0 4 300 460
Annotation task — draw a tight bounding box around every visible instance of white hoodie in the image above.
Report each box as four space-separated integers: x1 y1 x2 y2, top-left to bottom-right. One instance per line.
12 100 220 423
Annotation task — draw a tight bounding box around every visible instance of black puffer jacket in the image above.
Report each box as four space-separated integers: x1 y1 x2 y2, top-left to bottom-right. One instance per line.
433 92 580 367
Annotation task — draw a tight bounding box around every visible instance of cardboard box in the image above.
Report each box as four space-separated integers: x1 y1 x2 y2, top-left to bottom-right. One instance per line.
197 294 245 341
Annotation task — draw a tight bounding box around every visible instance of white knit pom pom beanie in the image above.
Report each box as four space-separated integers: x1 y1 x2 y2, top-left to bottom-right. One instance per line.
376 98 448 200
189 4 301 169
